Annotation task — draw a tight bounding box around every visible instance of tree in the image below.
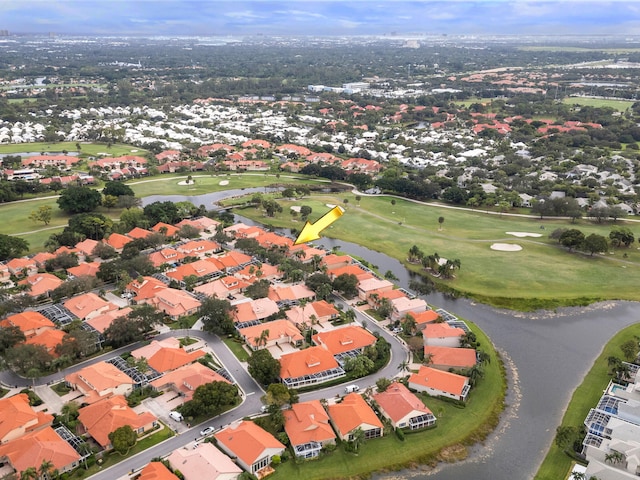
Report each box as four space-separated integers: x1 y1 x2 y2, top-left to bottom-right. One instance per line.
103 305 161 348
68 212 113 240
0 325 25 357
119 207 149 230
38 459 55 479
555 425 583 454
144 201 180 225
103 194 118 209
583 233 608 256
299 205 313 219
620 339 638 361
28 205 53 225
348 427 365 452
0 234 29 261
605 450 626 465
102 181 134 198
305 273 333 298
19 467 37 480
333 273 358 298
178 224 200 239
609 227 635 248
57 186 102 213
199 297 234 335
559 229 585 252
248 349 281 386
438 216 445 230
5 344 53 376
343 355 375 377
245 279 271 299
398 361 410 374
180 381 239 417
376 377 393 392
108 425 137 454
56 323 98 359
92 242 117 259
264 383 295 407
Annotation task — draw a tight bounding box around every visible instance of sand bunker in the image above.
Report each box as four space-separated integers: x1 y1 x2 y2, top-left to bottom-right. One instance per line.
491 243 523 252
290 206 301 213
177 180 195 186
326 204 337 208
219 180 229 186
506 231 542 238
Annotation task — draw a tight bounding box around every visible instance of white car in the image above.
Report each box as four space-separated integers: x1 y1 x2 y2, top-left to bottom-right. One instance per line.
200 426 215 436
344 384 360 393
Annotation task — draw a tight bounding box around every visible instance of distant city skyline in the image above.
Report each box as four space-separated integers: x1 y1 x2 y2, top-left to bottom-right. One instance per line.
2 1 640 37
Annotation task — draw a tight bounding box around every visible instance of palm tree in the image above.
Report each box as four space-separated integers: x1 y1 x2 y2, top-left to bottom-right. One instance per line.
468 365 484 387
20 468 37 480
402 313 416 335
477 350 491 365
398 360 410 373
423 352 434 366
254 329 270 349
349 427 366 452
38 459 54 479
605 450 625 465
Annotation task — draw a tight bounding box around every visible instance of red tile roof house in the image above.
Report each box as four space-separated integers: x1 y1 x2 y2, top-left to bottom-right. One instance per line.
22 154 81 169
327 393 383 441
406 309 441 331
285 300 339 330
6 257 37 278
155 150 182 164
167 442 241 480
127 226 154 240
63 292 117 321
126 276 168 302
165 259 222 284
138 461 180 480
390 296 428 321
65 361 135 404
268 284 315 307
147 248 186 268
312 325 377 365
176 239 222 258
85 307 132 334
142 287 202 322
423 346 477 372
77 395 158 450
284 400 336 459
422 323 466 348
214 420 285 477
238 319 304 352
409 365 471 402
131 339 205 373
151 222 180 238
232 298 280 329
372 382 436 430
0 311 55 338
30 251 55 269
0 393 53 444
0 426 81 476
103 232 133 252
74 238 99 260
356 278 394 301
66 261 101 279
150 362 230 403
25 328 66 356
279 345 345 389
193 276 250 299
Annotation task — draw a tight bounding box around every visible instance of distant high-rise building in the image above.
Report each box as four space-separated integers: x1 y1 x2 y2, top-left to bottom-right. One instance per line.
0 30 9 37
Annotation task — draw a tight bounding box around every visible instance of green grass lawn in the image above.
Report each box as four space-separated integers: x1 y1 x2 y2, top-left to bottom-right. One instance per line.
223 337 250 362
534 322 640 480
227 192 640 308
0 141 146 157
271 323 505 480
562 97 635 112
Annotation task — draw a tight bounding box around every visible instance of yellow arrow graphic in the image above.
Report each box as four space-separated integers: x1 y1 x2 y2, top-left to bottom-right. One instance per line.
294 205 345 245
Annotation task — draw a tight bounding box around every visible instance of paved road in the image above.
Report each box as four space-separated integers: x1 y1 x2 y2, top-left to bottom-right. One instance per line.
0 305 407 480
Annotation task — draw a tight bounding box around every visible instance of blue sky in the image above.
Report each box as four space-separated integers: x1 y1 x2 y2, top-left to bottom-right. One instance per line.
2 1 640 36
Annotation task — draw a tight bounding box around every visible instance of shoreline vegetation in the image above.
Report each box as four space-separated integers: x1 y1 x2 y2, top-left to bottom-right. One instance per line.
534 322 640 480
270 322 507 480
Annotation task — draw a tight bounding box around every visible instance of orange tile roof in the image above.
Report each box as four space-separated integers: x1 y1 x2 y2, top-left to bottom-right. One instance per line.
284 400 335 447
63 292 116 320
127 227 154 239
372 382 432 424
31 251 55 267
6 257 37 274
313 325 376 355
193 276 249 299
279 346 339 380
423 346 477 369
0 426 81 473
151 222 180 237
74 238 99 257
239 319 304 349
0 311 55 336
234 263 280 281
177 239 221 256
233 298 279 324
147 248 186 267
25 328 66 355
166 259 221 281
214 421 284 468
150 288 201 319
167 443 241 480
66 261 101 278
0 393 53 443
215 250 253 269
65 361 134 404
408 310 440 326
285 300 339 327
327 393 383 437
320 254 352 267
126 276 168 301
327 265 372 282
268 284 315 303
19 273 63 297
150 362 230 401
139 462 180 480
409 365 470 397
105 232 133 250
422 323 465 339
144 346 205 373
85 307 132 334
78 396 157 448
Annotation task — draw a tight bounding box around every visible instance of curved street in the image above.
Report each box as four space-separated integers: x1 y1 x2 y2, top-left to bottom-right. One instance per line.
0 301 409 480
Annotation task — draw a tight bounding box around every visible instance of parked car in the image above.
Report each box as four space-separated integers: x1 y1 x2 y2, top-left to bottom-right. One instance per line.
169 411 184 422
200 426 215 436
344 384 360 393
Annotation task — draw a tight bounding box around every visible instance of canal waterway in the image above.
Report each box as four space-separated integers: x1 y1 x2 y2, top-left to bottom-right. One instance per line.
143 192 640 480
